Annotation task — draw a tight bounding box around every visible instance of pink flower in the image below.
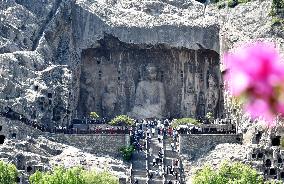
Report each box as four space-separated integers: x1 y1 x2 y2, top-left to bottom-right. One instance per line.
245 99 273 122
224 42 284 126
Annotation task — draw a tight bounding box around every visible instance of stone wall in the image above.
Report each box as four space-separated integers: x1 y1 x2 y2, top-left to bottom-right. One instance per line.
48 134 130 157
179 134 241 160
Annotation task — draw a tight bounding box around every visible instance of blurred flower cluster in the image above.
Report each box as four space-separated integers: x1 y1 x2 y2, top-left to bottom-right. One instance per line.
224 42 284 126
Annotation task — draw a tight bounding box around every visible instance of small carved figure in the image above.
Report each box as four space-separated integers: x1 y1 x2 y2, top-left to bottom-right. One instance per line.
207 73 219 116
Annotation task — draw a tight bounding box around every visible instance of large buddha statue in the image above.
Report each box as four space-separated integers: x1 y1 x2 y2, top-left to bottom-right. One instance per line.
129 64 166 119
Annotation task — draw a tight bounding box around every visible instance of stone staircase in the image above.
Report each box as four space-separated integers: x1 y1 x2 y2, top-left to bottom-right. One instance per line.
163 138 182 184
131 126 185 184
147 135 164 184
131 151 148 183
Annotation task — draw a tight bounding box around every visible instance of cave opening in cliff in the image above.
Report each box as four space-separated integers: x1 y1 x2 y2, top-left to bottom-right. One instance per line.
281 172 284 179
77 35 222 120
0 135 5 144
255 131 262 144
11 132 16 139
16 177 21 183
270 168 276 175
271 136 281 146
257 152 263 159
266 159 272 167
26 166 33 173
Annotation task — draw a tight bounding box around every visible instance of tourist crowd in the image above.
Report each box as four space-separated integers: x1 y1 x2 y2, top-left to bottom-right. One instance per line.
132 119 182 184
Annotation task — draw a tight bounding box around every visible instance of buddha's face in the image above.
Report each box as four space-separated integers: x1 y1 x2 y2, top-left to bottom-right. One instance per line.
208 75 217 89
106 83 116 93
147 66 157 81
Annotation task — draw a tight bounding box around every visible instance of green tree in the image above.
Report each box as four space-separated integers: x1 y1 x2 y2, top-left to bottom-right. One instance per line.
30 167 118 184
83 170 118 184
193 162 264 184
0 161 18 184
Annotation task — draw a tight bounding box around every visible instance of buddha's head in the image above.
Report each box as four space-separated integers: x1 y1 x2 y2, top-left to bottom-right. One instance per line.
106 82 116 93
208 73 217 89
146 64 157 81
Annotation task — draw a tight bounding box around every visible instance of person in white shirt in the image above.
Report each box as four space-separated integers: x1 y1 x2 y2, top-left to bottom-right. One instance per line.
153 157 156 166
149 147 153 156
151 127 155 136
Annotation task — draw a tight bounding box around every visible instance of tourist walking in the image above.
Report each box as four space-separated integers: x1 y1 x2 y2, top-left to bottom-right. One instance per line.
151 127 155 136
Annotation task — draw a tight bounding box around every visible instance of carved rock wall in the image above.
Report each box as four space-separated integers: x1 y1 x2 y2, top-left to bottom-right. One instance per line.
78 35 222 119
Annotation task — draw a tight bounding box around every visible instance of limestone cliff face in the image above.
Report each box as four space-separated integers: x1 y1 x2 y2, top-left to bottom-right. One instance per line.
0 0 283 125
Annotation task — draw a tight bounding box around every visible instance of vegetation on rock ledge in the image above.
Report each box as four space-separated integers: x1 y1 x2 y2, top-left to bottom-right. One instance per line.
109 115 135 126
90 112 99 119
119 145 135 161
171 118 199 128
270 0 284 29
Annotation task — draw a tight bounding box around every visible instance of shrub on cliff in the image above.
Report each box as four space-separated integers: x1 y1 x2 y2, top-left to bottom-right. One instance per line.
270 0 284 16
0 161 18 184
193 162 263 184
90 112 99 119
109 115 134 126
29 167 118 184
119 145 135 161
171 118 199 128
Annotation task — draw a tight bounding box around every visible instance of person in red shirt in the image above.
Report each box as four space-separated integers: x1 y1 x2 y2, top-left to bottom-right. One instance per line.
168 127 173 137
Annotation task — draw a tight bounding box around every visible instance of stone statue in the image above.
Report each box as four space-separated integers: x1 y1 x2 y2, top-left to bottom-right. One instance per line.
207 73 219 116
183 92 197 117
129 64 166 119
196 91 205 119
102 82 117 118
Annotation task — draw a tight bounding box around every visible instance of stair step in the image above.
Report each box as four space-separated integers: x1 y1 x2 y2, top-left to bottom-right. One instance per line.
132 177 148 184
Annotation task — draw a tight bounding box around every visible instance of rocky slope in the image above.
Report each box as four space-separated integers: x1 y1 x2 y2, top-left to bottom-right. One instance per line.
183 143 252 183
1 0 284 183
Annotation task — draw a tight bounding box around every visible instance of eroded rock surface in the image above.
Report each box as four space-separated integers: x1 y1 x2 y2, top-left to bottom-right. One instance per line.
1 0 284 183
